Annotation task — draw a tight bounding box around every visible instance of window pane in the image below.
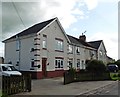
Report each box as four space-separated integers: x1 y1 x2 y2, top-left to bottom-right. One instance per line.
55 40 63 51
61 60 63 68
69 45 73 53
43 40 46 48
77 59 80 68
55 60 58 68
58 60 60 68
76 47 80 54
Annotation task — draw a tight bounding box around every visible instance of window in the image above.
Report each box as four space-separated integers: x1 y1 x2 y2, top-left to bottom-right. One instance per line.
81 60 85 69
76 47 80 54
100 50 103 57
43 40 47 49
16 35 20 51
43 35 47 49
31 61 34 67
68 59 73 68
68 45 73 53
89 51 94 59
55 39 63 51
55 59 64 69
77 59 80 69
16 40 20 51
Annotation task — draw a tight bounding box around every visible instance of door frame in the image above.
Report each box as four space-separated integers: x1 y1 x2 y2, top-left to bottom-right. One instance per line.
42 58 47 78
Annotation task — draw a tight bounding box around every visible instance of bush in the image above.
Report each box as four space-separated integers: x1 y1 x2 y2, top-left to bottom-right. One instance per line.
113 74 117 77
86 60 106 73
118 73 120 77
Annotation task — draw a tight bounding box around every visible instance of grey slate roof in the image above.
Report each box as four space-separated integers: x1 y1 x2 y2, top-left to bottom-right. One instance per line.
3 18 56 42
88 40 102 49
67 35 94 48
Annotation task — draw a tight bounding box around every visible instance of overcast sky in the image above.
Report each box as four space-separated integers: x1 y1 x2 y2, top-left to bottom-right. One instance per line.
0 0 119 60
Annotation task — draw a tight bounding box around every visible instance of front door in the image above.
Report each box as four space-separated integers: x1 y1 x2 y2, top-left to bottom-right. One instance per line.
42 58 47 78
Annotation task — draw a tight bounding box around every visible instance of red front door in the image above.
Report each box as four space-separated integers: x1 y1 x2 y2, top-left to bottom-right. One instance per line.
42 58 47 78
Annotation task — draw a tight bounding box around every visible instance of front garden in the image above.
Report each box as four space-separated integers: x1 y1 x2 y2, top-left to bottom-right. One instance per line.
64 60 120 85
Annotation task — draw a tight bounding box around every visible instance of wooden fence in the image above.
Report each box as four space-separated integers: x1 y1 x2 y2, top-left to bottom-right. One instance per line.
2 73 31 96
64 71 111 85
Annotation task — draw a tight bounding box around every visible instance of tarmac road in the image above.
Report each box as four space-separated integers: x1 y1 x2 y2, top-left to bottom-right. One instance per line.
80 81 119 97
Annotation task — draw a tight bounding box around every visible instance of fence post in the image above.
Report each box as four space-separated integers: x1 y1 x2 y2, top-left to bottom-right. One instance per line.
27 73 31 92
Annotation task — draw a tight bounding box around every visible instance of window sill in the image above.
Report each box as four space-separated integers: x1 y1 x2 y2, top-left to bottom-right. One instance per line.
55 69 64 71
68 52 73 54
55 50 64 52
42 48 47 50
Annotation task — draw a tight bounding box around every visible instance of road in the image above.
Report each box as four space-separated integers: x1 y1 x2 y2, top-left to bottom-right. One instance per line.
80 81 119 97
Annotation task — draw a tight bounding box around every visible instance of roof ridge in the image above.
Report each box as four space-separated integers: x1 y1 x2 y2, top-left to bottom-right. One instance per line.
88 40 103 43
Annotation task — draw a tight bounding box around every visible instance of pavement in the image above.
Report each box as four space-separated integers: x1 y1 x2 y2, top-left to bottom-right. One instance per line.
16 77 117 96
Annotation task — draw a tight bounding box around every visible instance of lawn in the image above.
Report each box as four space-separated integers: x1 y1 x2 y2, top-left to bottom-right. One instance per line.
110 72 120 81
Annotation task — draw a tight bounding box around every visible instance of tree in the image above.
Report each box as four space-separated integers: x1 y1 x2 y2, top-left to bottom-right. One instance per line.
86 60 106 73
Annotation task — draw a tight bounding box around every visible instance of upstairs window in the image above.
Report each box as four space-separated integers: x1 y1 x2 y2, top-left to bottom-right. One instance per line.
55 38 63 51
42 35 47 49
76 47 80 54
16 36 20 51
99 50 103 57
43 40 47 49
68 45 73 53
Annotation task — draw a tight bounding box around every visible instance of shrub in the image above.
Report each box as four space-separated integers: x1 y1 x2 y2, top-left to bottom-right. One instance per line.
118 73 120 77
113 74 117 77
68 67 76 75
86 60 106 73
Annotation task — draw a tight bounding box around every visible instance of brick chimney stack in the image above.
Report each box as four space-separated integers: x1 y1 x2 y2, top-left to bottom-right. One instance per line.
79 31 86 41
79 35 86 42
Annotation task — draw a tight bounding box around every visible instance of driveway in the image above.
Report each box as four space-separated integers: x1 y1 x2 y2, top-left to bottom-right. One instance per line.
17 77 117 95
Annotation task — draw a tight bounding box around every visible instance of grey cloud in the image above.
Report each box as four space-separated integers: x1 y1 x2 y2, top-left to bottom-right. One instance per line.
2 2 46 40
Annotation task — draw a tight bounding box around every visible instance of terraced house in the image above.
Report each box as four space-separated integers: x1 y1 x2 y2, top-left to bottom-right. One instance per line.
3 17 108 79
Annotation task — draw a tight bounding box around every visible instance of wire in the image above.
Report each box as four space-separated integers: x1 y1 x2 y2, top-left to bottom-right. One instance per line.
11 0 26 28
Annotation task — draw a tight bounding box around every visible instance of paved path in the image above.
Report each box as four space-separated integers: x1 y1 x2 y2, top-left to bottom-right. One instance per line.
17 77 117 95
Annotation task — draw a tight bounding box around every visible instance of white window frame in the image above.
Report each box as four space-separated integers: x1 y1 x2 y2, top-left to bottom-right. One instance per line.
55 39 63 51
77 59 80 69
55 59 64 69
42 40 47 49
68 45 73 53
68 59 73 68
76 47 80 54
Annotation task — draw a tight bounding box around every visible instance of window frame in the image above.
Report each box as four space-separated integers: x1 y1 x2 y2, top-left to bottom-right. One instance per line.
55 58 64 69
68 45 73 54
42 40 47 49
68 58 73 68
55 38 64 52
76 46 80 54
77 59 80 69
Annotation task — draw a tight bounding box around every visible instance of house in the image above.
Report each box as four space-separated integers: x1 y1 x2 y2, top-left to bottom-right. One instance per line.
107 56 115 63
3 17 70 79
88 40 107 64
67 35 97 69
2 17 108 79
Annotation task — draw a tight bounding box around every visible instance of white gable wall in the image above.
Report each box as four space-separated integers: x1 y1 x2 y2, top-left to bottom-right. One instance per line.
39 20 68 71
98 42 107 64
